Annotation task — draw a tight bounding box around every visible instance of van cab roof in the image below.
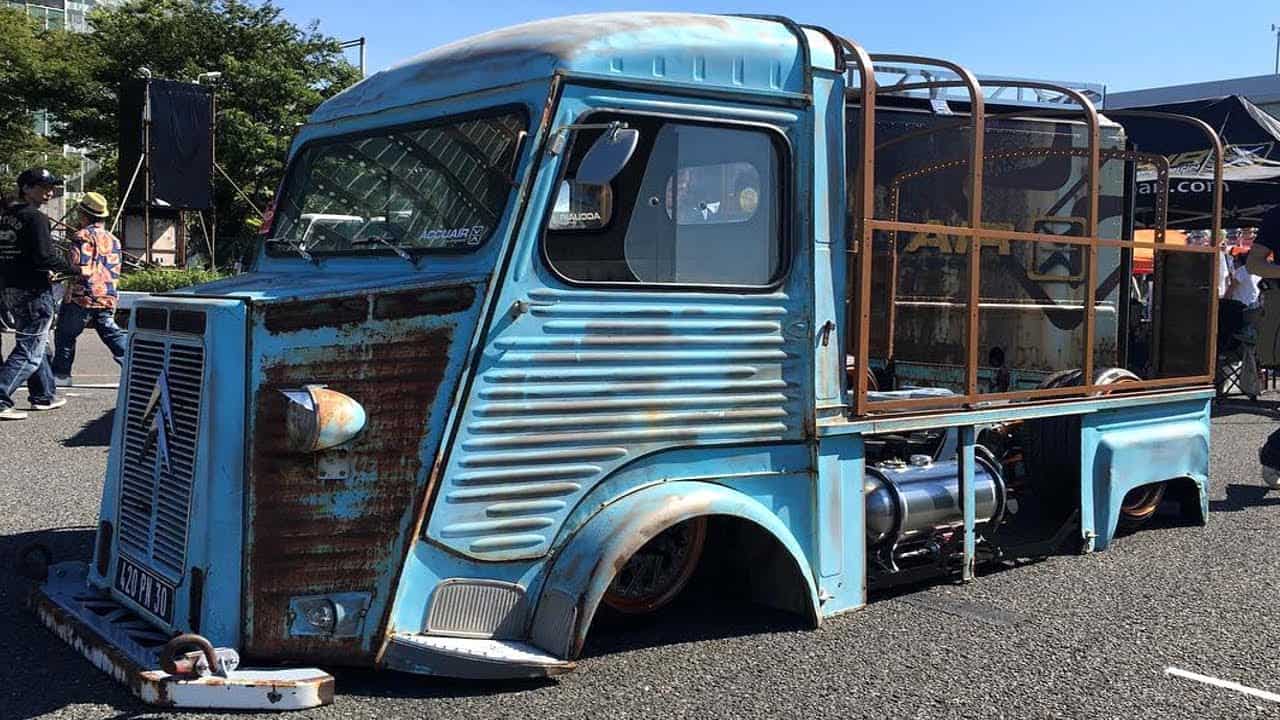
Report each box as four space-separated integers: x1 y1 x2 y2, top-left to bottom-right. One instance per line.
311 13 829 123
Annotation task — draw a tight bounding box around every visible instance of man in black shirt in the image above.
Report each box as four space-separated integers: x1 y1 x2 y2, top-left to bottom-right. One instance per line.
0 168 77 420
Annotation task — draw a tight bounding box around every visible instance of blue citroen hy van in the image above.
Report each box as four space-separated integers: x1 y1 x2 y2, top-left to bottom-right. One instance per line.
24 12 1221 710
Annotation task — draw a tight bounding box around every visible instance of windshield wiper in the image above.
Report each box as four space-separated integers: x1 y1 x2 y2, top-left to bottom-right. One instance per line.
351 236 416 267
264 237 315 263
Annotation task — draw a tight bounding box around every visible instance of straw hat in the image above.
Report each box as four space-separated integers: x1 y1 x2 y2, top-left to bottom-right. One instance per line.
78 192 109 218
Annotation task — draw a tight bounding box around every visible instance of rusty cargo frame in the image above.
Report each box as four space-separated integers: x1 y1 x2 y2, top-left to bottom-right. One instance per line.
881 147 1172 367
834 35 1224 416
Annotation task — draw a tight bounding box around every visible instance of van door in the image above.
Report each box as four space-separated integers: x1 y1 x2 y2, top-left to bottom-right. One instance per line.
426 90 813 562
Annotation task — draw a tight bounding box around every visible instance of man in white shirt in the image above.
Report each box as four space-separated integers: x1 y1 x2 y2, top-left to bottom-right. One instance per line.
1221 250 1262 398
1219 245 1231 299
1226 253 1262 308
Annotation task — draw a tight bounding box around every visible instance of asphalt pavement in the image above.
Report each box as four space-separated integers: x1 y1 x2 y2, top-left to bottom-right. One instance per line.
3 336 1280 719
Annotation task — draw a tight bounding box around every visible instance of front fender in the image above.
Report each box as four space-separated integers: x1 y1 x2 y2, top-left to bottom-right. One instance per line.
527 480 820 659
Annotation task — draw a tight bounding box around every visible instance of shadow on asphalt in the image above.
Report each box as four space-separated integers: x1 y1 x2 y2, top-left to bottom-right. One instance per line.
580 594 808 660
0 526 150 720
62 408 115 447
315 585 807 701
336 669 558 701
1209 483 1280 513
0 524 806 710
1211 397 1280 419
3 485 1266 712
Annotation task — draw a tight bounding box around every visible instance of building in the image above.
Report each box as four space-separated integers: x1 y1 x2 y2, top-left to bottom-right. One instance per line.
1105 74 1280 118
7 0 122 137
4 0 121 216
5 0 121 33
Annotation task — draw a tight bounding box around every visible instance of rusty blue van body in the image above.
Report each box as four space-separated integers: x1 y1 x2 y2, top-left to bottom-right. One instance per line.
26 12 1216 710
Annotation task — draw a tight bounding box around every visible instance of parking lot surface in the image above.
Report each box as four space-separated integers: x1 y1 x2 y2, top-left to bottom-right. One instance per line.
2 338 1280 719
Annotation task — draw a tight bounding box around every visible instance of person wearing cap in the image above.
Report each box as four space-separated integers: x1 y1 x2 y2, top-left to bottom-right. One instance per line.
52 192 126 383
0 168 76 420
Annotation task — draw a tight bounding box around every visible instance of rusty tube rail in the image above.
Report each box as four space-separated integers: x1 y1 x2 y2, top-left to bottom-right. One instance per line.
856 75 1193 412
817 33 1220 416
827 33 878 416
1104 110 1225 382
877 79 1102 405
860 54 986 413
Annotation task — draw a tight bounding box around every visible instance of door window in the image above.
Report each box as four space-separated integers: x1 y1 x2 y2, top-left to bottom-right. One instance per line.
544 117 785 288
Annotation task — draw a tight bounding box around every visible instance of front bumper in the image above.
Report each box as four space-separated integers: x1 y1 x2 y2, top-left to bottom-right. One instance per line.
28 561 333 711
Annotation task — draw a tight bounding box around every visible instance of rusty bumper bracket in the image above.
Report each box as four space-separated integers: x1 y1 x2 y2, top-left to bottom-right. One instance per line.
28 561 334 711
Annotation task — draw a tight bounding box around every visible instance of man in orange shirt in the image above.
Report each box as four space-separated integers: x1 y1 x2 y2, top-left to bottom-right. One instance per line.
52 192 126 384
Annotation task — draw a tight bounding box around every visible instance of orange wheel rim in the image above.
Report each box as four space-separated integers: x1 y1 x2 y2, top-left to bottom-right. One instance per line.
603 517 708 615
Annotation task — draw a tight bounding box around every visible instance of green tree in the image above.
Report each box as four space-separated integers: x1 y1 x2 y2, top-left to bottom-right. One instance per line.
0 9 81 190
44 0 360 265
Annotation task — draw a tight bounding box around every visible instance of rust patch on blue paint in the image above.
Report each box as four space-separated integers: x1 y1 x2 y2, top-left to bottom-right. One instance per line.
372 285 477 321
263 296 368 333
244 285 482 664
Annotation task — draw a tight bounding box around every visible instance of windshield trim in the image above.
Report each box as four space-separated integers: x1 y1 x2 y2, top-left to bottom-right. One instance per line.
265 103 531 260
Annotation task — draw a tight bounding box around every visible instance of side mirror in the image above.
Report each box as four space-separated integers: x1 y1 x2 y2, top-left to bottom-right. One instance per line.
575 128 639 185
548 122 640 185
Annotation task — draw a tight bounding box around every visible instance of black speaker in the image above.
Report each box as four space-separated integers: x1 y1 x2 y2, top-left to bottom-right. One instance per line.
118 78 214 211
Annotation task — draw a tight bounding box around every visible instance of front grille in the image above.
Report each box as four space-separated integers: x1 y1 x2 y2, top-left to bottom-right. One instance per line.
116 333 206 583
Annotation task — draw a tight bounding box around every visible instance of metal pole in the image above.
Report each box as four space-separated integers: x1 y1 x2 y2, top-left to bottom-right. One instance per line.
112 153 145 235
210 86 217 269
959 425 976 582
1272 24 1280 74
143 77 152 265
359 37 366 77
340 37 368 77
215 163 263 217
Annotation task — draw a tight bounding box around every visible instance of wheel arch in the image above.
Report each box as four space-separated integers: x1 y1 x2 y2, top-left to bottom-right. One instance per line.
527 480 820 659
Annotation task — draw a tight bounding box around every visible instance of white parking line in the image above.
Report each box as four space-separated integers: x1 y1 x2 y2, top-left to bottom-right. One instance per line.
1165 666 1280 704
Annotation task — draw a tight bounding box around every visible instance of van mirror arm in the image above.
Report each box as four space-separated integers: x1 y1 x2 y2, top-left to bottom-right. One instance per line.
547 121 640 185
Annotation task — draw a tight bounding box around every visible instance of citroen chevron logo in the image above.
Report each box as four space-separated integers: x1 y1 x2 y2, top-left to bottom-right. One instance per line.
141 369 175 474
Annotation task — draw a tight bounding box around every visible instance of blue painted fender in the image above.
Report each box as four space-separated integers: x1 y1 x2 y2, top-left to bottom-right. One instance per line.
528 480 820 659
1082 400 1211 551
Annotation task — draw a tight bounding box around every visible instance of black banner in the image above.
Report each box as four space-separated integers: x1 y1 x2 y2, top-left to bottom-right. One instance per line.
118 79 214 211
1115 95 1280 228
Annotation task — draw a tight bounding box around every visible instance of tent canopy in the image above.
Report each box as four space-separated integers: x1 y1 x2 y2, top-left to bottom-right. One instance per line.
1110 95 1280 228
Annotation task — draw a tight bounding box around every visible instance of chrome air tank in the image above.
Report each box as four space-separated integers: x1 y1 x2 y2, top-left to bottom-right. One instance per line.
864 454 1006 548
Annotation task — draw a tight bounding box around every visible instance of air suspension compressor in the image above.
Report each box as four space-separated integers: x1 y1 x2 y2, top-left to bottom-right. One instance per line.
864 450 1007 576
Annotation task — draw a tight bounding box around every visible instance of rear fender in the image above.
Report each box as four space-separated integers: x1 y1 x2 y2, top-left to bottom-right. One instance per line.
1082 398 1211 550
527 481 819 659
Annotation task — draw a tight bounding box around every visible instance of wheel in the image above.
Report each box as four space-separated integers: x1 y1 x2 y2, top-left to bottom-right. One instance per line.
603 517 708 615
1117 482 1167 531
1022 368 1166 529
1090 369 1170 529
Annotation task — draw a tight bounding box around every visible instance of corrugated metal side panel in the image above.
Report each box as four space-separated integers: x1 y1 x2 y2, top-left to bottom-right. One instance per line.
427 286 804 560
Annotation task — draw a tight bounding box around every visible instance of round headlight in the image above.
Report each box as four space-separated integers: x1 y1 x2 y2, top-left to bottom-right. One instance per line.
304 600 337 634
280 385 367 452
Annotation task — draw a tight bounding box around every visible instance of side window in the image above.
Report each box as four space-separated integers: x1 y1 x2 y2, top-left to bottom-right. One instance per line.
544 118 784 287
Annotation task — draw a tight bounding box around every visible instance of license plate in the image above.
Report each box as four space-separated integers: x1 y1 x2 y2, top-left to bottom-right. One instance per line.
115 557 175 623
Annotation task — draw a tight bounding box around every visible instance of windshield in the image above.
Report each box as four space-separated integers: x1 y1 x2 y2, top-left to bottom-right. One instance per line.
267 109 527 256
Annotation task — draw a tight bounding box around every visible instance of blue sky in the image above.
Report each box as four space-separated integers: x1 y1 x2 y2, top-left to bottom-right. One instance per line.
276 0 1278 93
